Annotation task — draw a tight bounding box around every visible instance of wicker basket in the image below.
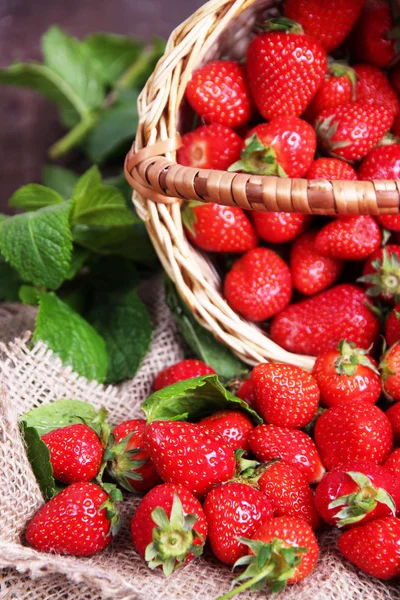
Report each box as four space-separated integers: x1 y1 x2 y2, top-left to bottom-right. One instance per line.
124 0 400 373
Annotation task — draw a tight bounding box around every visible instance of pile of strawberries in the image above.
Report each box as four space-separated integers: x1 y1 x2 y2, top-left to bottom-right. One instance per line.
178 0 400 358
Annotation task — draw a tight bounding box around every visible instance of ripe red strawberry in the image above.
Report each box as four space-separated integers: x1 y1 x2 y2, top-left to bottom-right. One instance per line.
131 483 207 576
25 482 119 556
252 212 311 244
41 423 103 484
360 245 400 304
305 63 357 123
358 144 400 181
198 410 254 453
386 402 400 444
185 60 253 128
306 158 358 180
314 462 400 529
143 421 236 498
224 248 292 322
236 378 255 406
203 482 274 565
107 419 161 493
249 424 325 484
315 216 381 261
291 230 344 296
257 460 320 529
312 339 381 408
176 124 242 170
222 517 319 597
284 0 364 52
381 342 400 401
153 359 216 391
229 118 316 178
271 284 380 356
351 1 397 68
385 449 400 478
251 363 319 429
314 400 394 470
377 214 400 232
246 19 327 121
315 103 393 162
182 202 258 253
385 304 400 347
354 63 400 118
338 517 400 579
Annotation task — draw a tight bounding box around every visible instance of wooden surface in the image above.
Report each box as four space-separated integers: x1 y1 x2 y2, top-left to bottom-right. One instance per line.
0 0 204 210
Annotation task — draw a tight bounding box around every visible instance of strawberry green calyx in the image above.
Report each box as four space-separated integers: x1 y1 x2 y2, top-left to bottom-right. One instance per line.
378 132 400 146
103 431 147 492
228 134 288 177
359 248 400 303
260 17 304 34
334 339 379 377
216 538 308 599
329 62 357 101
315 114 351 158
181 201 204 237
145 492 204 577
328 472 396 528
99 482 123 537
78 406 111 448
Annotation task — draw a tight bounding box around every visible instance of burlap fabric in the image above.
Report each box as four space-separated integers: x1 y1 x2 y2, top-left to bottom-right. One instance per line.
0 277 399 600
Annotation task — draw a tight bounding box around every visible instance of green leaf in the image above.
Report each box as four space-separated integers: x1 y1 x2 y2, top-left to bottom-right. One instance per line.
22 398 98 435
89 256 140 291
0 257 23 301
82 33 144 85
9 184 64 211
104 171 132 202
71 166 137 227
33 292 108 382
19 284 40 306
42 165 79 200
142 374 263 424
42 26 105 115
21 422 56 499
0 201 73 289
59 288 87 315
165 278 248 383
86 100 139 164
66 246 90 279
87 289 152 384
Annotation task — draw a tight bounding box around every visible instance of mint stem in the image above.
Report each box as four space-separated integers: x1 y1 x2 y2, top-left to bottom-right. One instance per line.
48 113 98 159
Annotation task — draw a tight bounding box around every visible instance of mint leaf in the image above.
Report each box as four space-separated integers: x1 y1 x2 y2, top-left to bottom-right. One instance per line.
0 257 22 301
42 26 105 115
21 422 56 499
165 279 248 383
86 100 138 164
66 246 90 279
104 171 132 202
22 398 98 435
71 166 137 227
19 285 40 306
87 289 152 383
33 292 108 382
89 257 140 291
9 184 64 211
42 165 79 200
142 375 262 424
82 33 144 85
0 201 73 289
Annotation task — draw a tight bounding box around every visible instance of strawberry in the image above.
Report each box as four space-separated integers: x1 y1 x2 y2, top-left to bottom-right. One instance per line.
25 482 120 556
338 517 400 579
354 63 400 118
381 341 400 401
236 378 255 406
182 203 258 253
351 1 397 68
358 144 400 181
248 424 325 484
312 339 381 408
41 423 103 484
252 212 311 244
306 157 358 180
314 400 394 470
315 216 381 261
251 363 320 429
219 517 319 598
229 118 316 178
314 462 400 528
360 245 400 304
131 483 207 576
107 419 161 493
284 0 364 52
377 214 400 232
142 420 236 498
257 460 320 529
203 482 274 565
153 359 216 391
246 19 327 121
386 402 400 444
393 114 400 137
385 304 400 346
315 103 393 162
385 449 400 478
270 284 380 356
291 230 344 296
224 247 292 322
305 63 357 123
198 410 254 453
185 60 253 128
176 124 242 170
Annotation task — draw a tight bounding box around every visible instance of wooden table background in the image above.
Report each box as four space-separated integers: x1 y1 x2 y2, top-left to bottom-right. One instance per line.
0 0 204 210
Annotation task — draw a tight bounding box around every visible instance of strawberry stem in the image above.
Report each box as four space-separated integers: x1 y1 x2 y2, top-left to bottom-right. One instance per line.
259 17 304 34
